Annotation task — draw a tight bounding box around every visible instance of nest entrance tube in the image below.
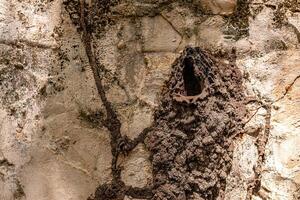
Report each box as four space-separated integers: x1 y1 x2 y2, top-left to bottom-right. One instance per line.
183 57 203 96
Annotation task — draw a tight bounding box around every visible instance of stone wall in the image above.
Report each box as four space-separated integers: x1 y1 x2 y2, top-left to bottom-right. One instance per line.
0 0 299 199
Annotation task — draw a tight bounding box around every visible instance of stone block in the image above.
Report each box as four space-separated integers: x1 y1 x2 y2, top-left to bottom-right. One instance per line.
141 16 181 52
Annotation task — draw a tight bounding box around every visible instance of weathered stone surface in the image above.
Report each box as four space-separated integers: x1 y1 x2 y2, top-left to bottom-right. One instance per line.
120 104 153 140
141 16 182 52
197 0 237 15
196 16 226 50
121 144 152 188
225 134 258 200
0 0 300 199
139 53 176 106
124 196 145 200
258 51 300 199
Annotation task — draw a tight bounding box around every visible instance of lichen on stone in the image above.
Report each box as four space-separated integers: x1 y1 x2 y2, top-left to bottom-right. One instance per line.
223 0 251 40
273 0 300 28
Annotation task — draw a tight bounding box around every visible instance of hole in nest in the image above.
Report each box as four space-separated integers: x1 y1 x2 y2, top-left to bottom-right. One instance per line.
183 58 204 96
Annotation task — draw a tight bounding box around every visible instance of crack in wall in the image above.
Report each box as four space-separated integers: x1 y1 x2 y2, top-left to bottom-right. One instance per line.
0 38 58 49
245 104 272 200
275 74 300 102
159 13 183 52
244 72 300 198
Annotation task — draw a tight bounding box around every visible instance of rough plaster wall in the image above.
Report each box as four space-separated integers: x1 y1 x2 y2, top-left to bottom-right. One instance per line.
0 0 299 200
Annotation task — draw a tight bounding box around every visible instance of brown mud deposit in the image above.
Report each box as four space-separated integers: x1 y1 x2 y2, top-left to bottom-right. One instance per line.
86 46 247 200
63 0 120 36
145 47 246 200
85 46 247 200
63 1 248 199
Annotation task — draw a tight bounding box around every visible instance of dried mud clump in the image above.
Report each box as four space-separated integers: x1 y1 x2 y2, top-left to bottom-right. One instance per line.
145 47 246 200
63 0 120 36
63 1 247 199
87 182 126 200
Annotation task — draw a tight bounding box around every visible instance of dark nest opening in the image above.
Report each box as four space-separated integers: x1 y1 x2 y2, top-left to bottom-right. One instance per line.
182 57 204 96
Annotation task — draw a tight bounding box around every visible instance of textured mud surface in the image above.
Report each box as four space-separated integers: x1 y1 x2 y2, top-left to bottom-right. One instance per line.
60 0 300 199
1 0 300 199
145 47 246 199
84 46 247 200
86 46 247 200
63 0 120 36
63 1 247 199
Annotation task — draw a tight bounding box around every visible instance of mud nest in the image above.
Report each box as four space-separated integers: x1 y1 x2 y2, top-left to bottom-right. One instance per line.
145 47 246 200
